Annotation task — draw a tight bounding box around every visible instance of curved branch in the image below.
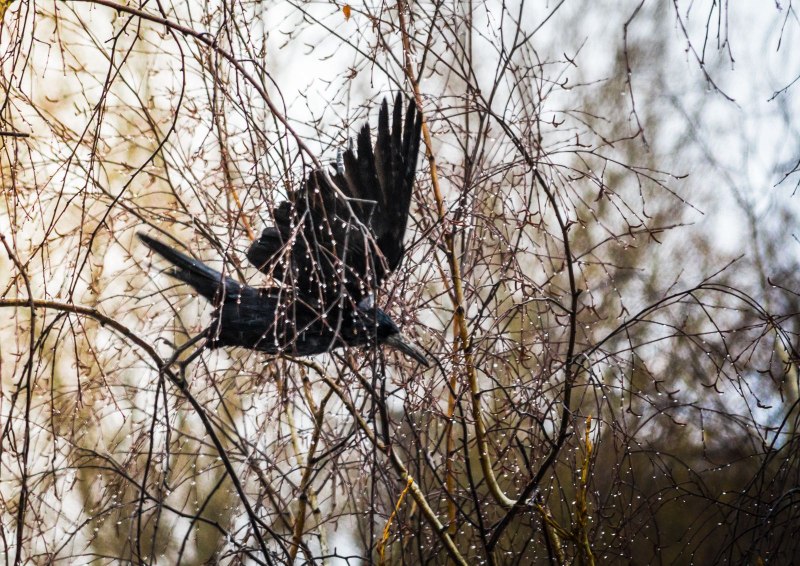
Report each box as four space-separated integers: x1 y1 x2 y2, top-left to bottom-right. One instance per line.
396 0 516 513
0 298 282 564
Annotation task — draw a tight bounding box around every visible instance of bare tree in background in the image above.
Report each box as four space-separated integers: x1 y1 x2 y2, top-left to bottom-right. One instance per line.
1 1 799 564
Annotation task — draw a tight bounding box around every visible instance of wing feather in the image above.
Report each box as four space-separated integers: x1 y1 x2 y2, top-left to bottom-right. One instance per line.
246 96 422 304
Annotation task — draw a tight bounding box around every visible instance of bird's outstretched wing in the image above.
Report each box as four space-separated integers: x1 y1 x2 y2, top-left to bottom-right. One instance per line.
246 94 423 305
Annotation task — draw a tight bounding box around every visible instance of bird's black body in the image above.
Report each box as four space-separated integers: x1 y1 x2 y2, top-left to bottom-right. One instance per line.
140 95 427 366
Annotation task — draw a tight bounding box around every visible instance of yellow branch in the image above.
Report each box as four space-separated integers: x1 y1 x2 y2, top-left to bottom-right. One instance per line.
576 416 595 566
378 476 414 565
396 0 514 510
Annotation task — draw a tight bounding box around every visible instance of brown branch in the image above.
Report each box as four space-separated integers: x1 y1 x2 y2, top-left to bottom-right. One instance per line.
396 0 516 515
471 108 582 551
286 379 333 564
0 234 36 566
0 297 280 564
297 359 469 566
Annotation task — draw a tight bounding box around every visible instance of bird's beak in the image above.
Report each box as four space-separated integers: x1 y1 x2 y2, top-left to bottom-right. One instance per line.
384 333 430 367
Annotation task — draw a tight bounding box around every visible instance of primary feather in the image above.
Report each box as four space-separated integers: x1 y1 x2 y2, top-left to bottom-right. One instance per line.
246 93 423 304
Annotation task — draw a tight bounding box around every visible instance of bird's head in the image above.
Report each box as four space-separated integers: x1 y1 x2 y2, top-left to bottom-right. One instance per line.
353 297 429 366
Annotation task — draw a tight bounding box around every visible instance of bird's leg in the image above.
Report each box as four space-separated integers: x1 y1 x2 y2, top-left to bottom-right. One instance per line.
163 331 206 368
160 331 208 386
176 338 208 384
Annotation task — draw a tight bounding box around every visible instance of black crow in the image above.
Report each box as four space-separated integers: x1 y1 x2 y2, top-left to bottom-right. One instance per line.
139 94 428 368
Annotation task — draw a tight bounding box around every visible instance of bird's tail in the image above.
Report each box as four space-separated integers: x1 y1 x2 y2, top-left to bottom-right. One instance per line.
138 233 241 302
